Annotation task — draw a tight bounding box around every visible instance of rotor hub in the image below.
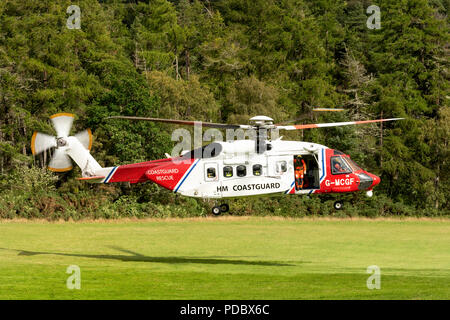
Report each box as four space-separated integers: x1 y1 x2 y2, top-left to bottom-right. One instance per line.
249 115 274 127
56 137 67 147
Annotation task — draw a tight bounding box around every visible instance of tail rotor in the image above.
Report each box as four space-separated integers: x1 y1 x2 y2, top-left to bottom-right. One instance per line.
31 113 94 172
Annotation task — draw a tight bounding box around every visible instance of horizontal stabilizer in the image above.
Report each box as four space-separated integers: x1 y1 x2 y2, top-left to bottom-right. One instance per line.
77 176 105 183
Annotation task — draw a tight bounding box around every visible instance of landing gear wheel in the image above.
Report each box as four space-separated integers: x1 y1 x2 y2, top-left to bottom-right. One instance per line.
334 201 343 210
220 203 229 213
212 206 221 216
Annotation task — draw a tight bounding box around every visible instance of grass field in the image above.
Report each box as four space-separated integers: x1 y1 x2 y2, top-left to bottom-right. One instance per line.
0 217 449 299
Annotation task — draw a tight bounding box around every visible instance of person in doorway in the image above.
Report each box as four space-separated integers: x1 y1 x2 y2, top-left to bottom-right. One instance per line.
294 155 307 191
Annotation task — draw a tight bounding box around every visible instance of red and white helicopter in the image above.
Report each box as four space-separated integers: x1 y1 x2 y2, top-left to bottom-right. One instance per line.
31 112 402 215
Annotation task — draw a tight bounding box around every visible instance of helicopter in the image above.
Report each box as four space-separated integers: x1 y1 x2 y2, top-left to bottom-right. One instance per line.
31 112 403 215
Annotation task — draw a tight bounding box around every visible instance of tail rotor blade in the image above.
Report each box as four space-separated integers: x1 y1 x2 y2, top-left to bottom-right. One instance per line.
31 132 57 155
48 148 72 172
51 113 74 137
74 129 93 151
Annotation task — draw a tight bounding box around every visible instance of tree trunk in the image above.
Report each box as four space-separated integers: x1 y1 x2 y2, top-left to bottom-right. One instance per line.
185 50 190 81
22 116 27 155
175 55 180 80
134 41 139 69
435 164 439 209
380 110 383 167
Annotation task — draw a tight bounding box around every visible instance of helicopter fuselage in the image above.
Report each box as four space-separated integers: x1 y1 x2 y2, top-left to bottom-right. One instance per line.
98 139 380 199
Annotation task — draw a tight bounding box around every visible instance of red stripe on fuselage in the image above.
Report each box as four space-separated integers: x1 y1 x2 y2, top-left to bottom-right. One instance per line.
108 158 173 184
145 158 197 190
108 157 197 191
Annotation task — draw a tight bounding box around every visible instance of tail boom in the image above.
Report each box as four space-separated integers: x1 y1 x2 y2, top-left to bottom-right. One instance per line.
89 157 198 190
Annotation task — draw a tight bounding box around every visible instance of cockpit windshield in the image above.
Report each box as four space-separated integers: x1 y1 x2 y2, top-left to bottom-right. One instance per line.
331 156 352 174
345 157 362 172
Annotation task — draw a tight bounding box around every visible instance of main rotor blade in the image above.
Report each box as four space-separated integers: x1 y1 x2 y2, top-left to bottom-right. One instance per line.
312 108 345 112
275 108 346 125
276 118 404 130
31 132 57 155
106 116 253 130
51 113 74 137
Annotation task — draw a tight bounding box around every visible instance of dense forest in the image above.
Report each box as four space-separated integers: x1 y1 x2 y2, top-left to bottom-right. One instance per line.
0 0 448 219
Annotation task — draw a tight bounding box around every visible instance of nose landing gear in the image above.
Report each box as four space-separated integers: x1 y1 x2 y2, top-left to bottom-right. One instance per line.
333 200 343 210
212 203 230 215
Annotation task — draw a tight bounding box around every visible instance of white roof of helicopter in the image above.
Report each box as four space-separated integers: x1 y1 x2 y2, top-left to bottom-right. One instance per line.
217 139 327 156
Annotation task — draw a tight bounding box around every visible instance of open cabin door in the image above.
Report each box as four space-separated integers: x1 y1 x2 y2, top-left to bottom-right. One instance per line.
293 153 320 191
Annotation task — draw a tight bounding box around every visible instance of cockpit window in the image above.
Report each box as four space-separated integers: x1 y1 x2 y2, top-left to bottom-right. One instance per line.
345 158 361 172
181 143 222 159
331 156 352 174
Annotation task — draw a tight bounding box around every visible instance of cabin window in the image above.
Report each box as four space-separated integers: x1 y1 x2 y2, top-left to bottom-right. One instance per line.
253 164 262 176
276 161 287 173
236 165 247 177
331 156 352 174
223 166 233 178
206 167 216 178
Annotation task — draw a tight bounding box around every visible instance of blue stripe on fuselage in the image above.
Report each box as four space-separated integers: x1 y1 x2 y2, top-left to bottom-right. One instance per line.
104 167 117 184
285 181 295 194
320 148 325 182
174 159 199 193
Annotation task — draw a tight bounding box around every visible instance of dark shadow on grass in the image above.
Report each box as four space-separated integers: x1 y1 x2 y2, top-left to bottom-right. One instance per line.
0 247 297 267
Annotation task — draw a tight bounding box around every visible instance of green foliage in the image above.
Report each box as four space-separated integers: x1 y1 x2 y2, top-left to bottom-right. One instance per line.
0 0 448 219
145 70 220 120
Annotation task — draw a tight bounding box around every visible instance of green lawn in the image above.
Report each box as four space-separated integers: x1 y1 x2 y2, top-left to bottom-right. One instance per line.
0 217 449 299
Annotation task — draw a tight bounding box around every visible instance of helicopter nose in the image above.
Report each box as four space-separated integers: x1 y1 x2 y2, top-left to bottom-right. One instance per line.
357 172 380 190
367 173 380 188
372 174 380 186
